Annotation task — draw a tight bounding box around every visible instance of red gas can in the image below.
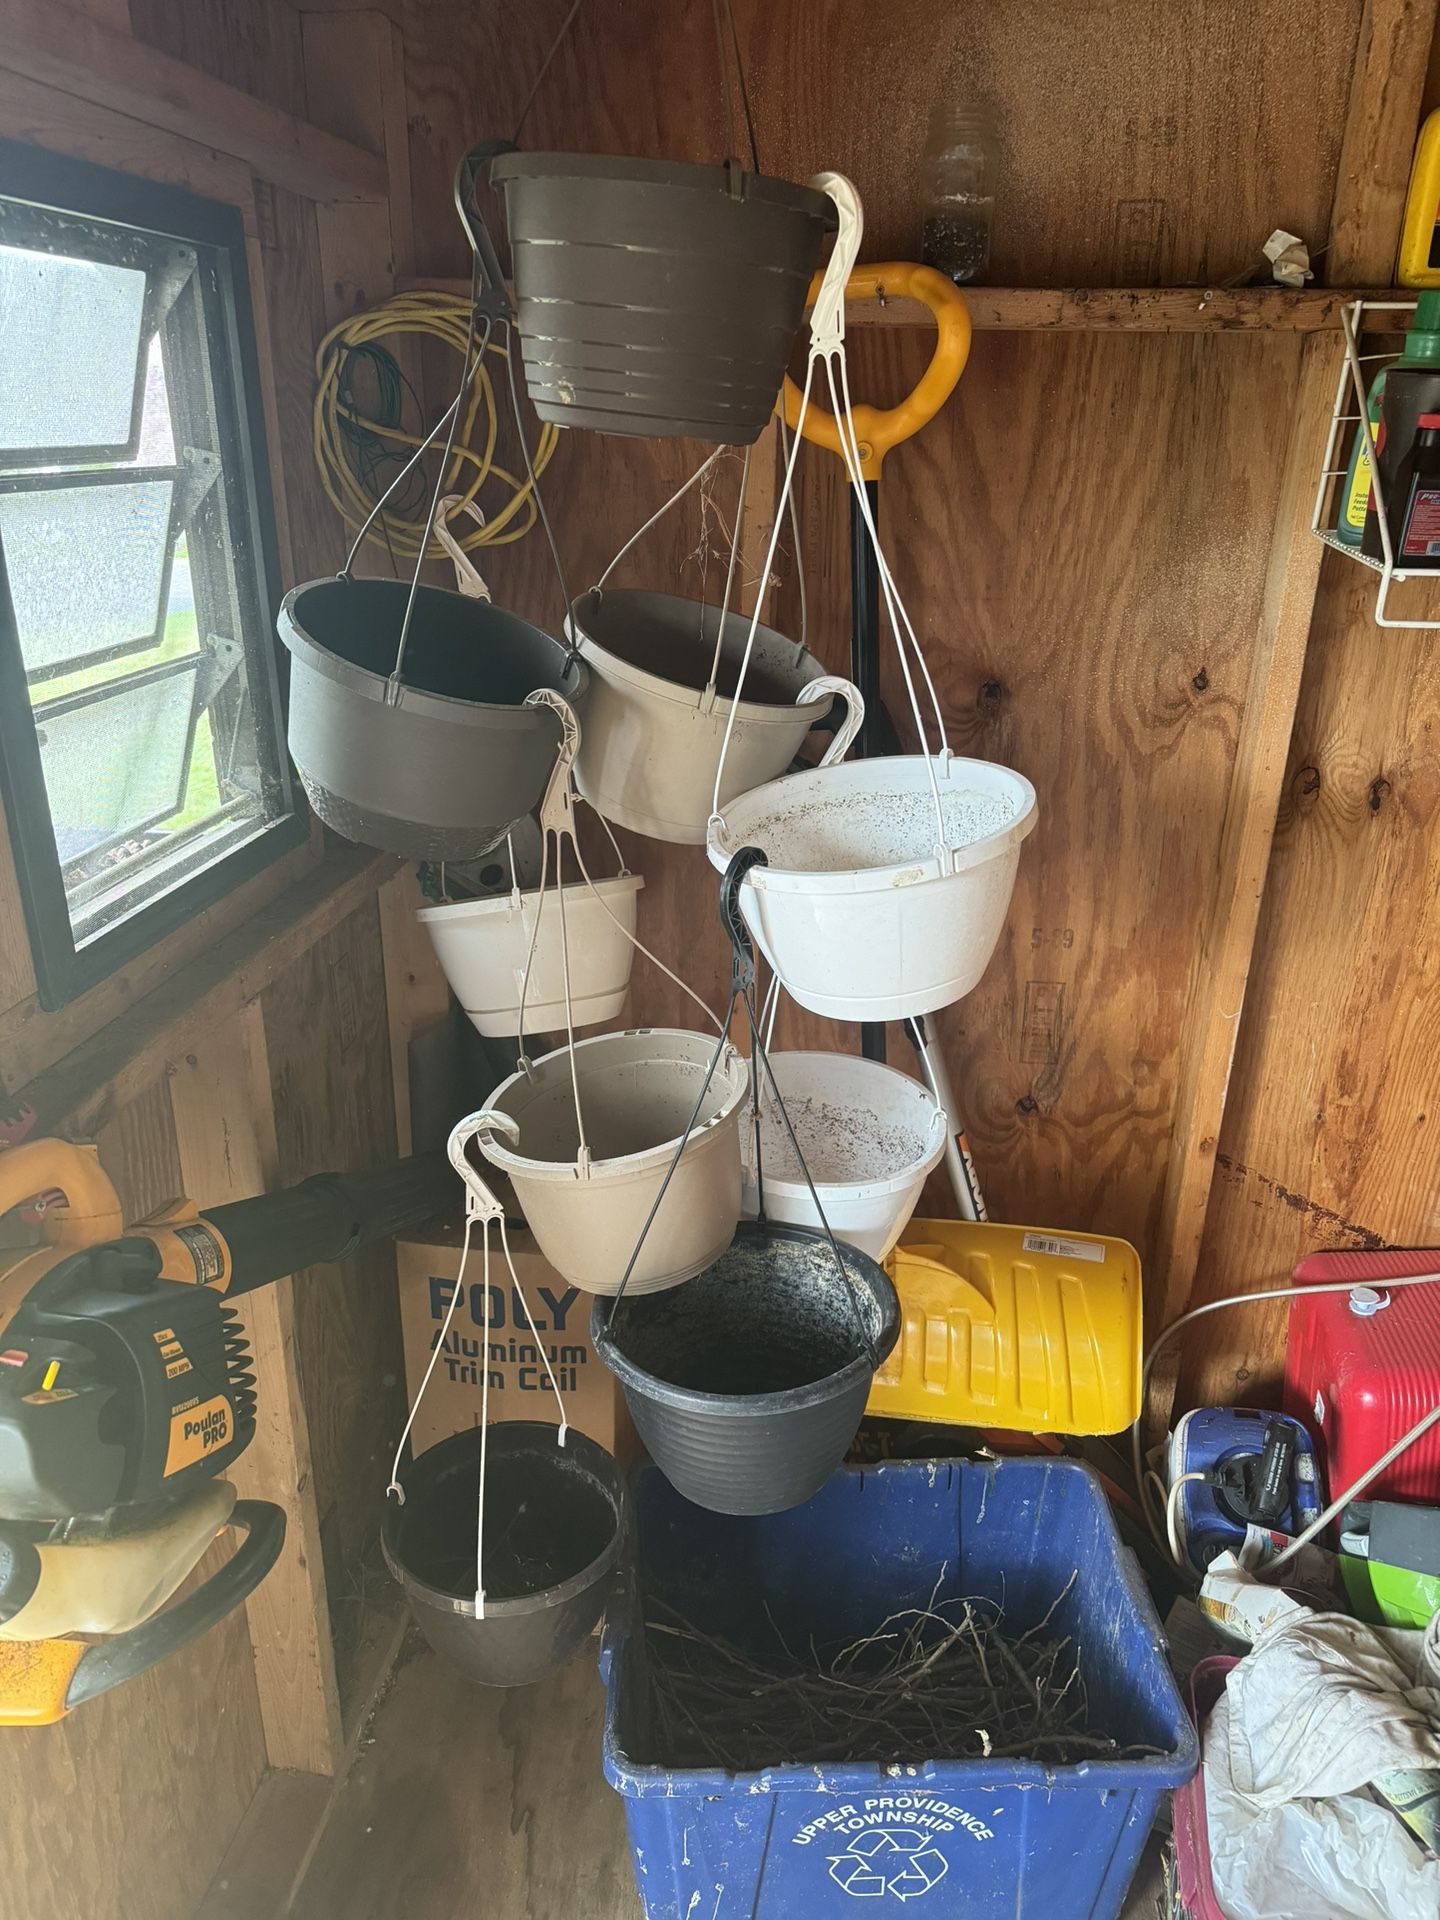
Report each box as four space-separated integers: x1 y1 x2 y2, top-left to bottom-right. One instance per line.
1284 1250 1440 1507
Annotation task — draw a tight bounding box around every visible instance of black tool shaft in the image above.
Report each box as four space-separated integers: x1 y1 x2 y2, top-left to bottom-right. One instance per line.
206 1153 455 1297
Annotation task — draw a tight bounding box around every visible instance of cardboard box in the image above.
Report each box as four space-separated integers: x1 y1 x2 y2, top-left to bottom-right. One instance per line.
395 1220 630 1457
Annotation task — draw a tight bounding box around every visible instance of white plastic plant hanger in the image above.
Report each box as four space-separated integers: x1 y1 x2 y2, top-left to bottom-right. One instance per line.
386 1109 569 1620
489 687 725 1179
708 172 955 861
434 494 492 600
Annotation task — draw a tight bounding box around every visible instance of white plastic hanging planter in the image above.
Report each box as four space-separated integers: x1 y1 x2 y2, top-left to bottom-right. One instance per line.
740 1049 947 1259
475 1029 748 1297
567 444 862 844
709 753 1037 1021
419 877 643 1037
704 172 1039 1023
415 692 645 1037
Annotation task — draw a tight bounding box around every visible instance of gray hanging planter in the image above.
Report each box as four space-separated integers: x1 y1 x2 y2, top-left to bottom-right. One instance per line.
483 152 835 445
277 576 586 862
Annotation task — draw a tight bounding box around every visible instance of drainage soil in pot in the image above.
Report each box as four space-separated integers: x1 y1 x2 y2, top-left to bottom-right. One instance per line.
390 1441 617 1602
604 1231 879 1397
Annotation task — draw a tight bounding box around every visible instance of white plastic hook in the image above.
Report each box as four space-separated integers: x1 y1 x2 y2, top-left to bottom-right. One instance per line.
435 494 492 600
523 688 583 842
800 674 866 767
807 172 865 357
447 1107 519 1221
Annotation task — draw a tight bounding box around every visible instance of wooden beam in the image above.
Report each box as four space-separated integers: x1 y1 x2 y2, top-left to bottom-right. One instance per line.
1153 337 1339 1332
16 844 396 1137
0 0 386 202
1327 0 1440 283
401 278 1398 333
375 867 451 1157
193 1770 336 1920
735 417 780 615
169 1009 345 1777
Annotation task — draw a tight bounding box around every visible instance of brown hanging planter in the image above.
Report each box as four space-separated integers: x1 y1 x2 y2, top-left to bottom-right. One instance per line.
475 150 835 446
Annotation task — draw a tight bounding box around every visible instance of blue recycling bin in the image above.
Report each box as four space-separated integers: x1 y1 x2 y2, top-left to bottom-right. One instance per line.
601 1458 1197 1918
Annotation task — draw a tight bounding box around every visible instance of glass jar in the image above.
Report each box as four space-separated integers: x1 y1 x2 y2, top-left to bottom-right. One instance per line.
920 103 1000 285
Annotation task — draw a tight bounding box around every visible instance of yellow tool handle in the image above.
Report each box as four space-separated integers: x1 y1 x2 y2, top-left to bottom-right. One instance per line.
0 1140 124 1249
780 262 972 480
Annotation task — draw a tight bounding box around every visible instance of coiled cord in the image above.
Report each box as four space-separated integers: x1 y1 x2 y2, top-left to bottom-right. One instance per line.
312 290 560 565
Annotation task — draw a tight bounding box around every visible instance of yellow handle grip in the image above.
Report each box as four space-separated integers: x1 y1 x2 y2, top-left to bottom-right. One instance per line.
780 262 972 480
0 1139 124 1248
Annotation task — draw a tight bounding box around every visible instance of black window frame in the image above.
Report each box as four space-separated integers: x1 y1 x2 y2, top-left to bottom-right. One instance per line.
0 140 306 1011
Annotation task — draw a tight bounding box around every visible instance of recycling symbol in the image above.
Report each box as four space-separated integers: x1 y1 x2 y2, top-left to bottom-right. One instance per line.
826 1829 950 1901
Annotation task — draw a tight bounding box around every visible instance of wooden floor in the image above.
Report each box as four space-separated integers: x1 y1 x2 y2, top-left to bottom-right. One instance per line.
291 1640 1173 1919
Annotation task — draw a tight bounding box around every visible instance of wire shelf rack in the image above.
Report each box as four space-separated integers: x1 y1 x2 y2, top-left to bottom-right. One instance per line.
1311 296 1440 629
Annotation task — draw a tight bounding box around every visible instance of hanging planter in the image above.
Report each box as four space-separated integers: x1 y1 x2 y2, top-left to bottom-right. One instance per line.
416 692 644 1036
709 753 1037 1021
383 1422 624 1689
739 1049 947 1259
569 584 861 844
594 1221 898 1516
482 152 834 445
475 1031 749 1297
419 875 643 1037
278 578 583 861
702 173 1038 1021
383 1115 625 1689
590 848 900 1516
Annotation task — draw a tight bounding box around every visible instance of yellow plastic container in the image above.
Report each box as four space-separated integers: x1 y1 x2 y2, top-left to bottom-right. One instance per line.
1400 109 1440 287
868 1220 1142 1434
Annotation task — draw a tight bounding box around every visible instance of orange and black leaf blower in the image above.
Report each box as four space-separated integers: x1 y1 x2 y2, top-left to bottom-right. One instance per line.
0 1137 453 1725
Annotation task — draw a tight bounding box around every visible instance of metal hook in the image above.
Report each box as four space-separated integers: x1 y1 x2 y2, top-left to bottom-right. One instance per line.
719 845 767 1001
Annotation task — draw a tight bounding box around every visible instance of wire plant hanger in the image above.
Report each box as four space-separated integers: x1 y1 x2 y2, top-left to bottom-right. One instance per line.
598 844 881 1369
386 1109 570 1619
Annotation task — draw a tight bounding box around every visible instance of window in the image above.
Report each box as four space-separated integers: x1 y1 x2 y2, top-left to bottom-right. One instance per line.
0 141 304 1008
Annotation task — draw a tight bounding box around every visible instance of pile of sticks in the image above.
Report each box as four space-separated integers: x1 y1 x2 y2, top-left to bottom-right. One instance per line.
643 1573 1163 1771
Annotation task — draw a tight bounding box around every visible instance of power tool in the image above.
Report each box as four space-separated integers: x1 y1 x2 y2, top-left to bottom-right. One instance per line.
1168 1405 1324 1573
0 1135 454 1725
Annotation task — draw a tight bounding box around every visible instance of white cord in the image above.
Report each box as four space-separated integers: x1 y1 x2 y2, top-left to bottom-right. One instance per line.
710 371 816 820
387 1211 477 1500
1265 1399 1440 1574
1166 1471 1206 1570
1132 1267 1440 1555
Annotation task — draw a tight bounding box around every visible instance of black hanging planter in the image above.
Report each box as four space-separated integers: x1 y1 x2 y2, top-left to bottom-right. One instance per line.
593 1220 899 1516
476 151 835 446
382 1422 626 1689
590 848 901 1517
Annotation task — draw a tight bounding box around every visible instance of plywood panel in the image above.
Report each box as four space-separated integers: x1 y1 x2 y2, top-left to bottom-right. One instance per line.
1180 549 1440 1405
405 0 1363 285
260 899 405 1710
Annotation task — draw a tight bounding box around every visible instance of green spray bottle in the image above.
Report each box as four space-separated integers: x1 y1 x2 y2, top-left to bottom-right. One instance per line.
1364 290 1440 560
1338 371 1385 547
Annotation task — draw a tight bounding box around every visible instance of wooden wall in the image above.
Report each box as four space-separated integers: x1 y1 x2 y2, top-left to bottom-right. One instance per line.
401 0 1440 1407
0 5 416 1918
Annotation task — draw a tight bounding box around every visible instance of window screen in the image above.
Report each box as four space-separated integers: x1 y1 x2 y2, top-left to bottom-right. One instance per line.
0 143 303 1006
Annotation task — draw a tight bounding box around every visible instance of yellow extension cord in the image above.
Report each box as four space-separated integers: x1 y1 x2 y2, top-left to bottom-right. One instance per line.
311 290 560 564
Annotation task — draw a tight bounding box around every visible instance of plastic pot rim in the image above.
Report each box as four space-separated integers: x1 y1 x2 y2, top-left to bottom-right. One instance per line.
491 150 836 223
742 1053 948 1202
568 590 828 727
591 1221 901 1415
479 1029 750 1186
415 871 644 926
380 1422 626 1621
707 756 1039 892
278 578 587 725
